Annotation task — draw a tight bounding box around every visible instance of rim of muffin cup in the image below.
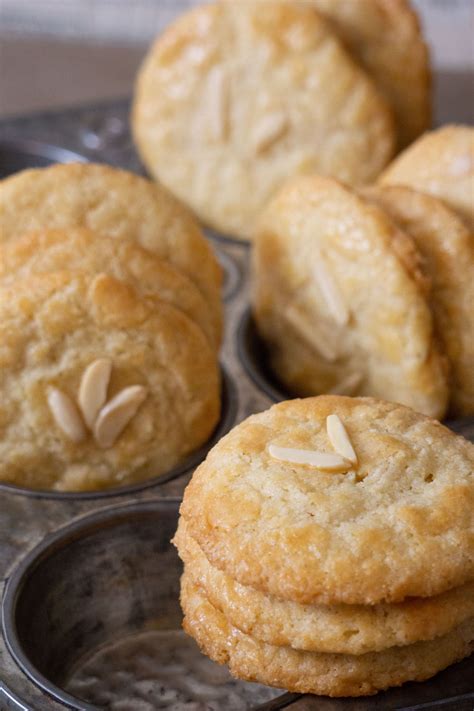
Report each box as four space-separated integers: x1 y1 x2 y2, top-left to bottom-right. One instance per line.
0 139 88 179
1 499 182 710
205 227 252 250
237 307 290 404
0 366 238 500
215 246 242 302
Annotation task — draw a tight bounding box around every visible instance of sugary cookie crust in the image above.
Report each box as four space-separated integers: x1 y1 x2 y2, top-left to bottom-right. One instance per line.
362 185 474 416
181 575 474 697
379 125 474 231
132 2 395 240
252 174 449 418
181 396 474 605
0 162 223 340
308 0 431 148
0 228 218 349
0 272 220 491
175 519 474 655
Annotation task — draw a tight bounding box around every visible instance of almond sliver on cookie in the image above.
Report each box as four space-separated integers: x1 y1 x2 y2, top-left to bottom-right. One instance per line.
94 385 147 449
326 414 358 464
268 444 351 471
312 259 349 326
47 387 87 443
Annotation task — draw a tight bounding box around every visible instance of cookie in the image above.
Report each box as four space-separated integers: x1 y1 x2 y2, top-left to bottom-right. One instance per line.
0 162 223 341
132 2 395 240
181 396 474 605
307 0 431 148
252 174 449 418
0 272 220 491
362 185 474 417
175 519 474 655
248 0 430 148
181 575 474 697
0 228 218 349
379 125 474 230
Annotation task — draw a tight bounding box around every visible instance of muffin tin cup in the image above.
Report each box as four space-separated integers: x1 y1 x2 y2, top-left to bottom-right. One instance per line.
0 101 473 711
2 500 288 710
237 307 290 404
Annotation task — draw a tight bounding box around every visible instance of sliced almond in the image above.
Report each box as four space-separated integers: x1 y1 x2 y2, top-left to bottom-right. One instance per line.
329 372 363 396
313 259 349 326
47 388 86 444
207 66 229 141
252 111 288 154
93 385 147 449
284 303 338 362
268 444 351 472
326 414 357 465
78 358 112 429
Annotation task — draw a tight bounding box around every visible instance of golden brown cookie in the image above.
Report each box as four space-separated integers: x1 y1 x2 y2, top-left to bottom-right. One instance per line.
253 174 449 418
0 228 218 349
181 396 474 605
362 185 474 416
181 575 474 697
307 0 430 148
0 272 220 491
132 2 395 240
175 519 474 655
379 125 474 230
247 0 430 148
0 162 223 342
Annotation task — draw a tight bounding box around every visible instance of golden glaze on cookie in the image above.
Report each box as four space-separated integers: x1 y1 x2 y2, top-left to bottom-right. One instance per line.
249 0 431 148
253 175 449 418
175 519 474 655
181 396 474 605
380 125 474 230
0 162 223 341
181 576 474 697
362 185 474 416
132 2 395 240
0 272 220 491
0 228 218 348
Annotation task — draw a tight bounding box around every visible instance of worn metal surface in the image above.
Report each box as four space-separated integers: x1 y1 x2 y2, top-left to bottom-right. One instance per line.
0 100 473 711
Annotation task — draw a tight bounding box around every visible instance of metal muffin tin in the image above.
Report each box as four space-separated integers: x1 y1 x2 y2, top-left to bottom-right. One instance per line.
0 100 473 711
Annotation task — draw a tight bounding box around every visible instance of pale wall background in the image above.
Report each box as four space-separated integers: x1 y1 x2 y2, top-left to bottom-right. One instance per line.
1 0 473 67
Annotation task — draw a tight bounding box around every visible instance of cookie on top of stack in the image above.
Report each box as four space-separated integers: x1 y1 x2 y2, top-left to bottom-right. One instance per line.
0 163 223 492
175 396 474 697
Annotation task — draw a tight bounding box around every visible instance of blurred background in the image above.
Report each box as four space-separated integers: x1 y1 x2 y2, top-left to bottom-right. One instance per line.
0 0 473 119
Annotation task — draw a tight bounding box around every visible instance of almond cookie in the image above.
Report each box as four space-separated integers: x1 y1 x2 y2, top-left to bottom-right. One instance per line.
0 272 220 491
379 125 474 230
132 2 395 240
0 228 218 349
181 576 474 697
175 519 474 655
181 396 474 605
362 185 474 417
0 162 223 342
248 0 430 148
253 174 448 418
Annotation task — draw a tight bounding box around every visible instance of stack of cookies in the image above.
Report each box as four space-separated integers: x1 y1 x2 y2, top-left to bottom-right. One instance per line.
132 0 431 241
0 162 223 491
253 126 474 418
175 396 474 697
